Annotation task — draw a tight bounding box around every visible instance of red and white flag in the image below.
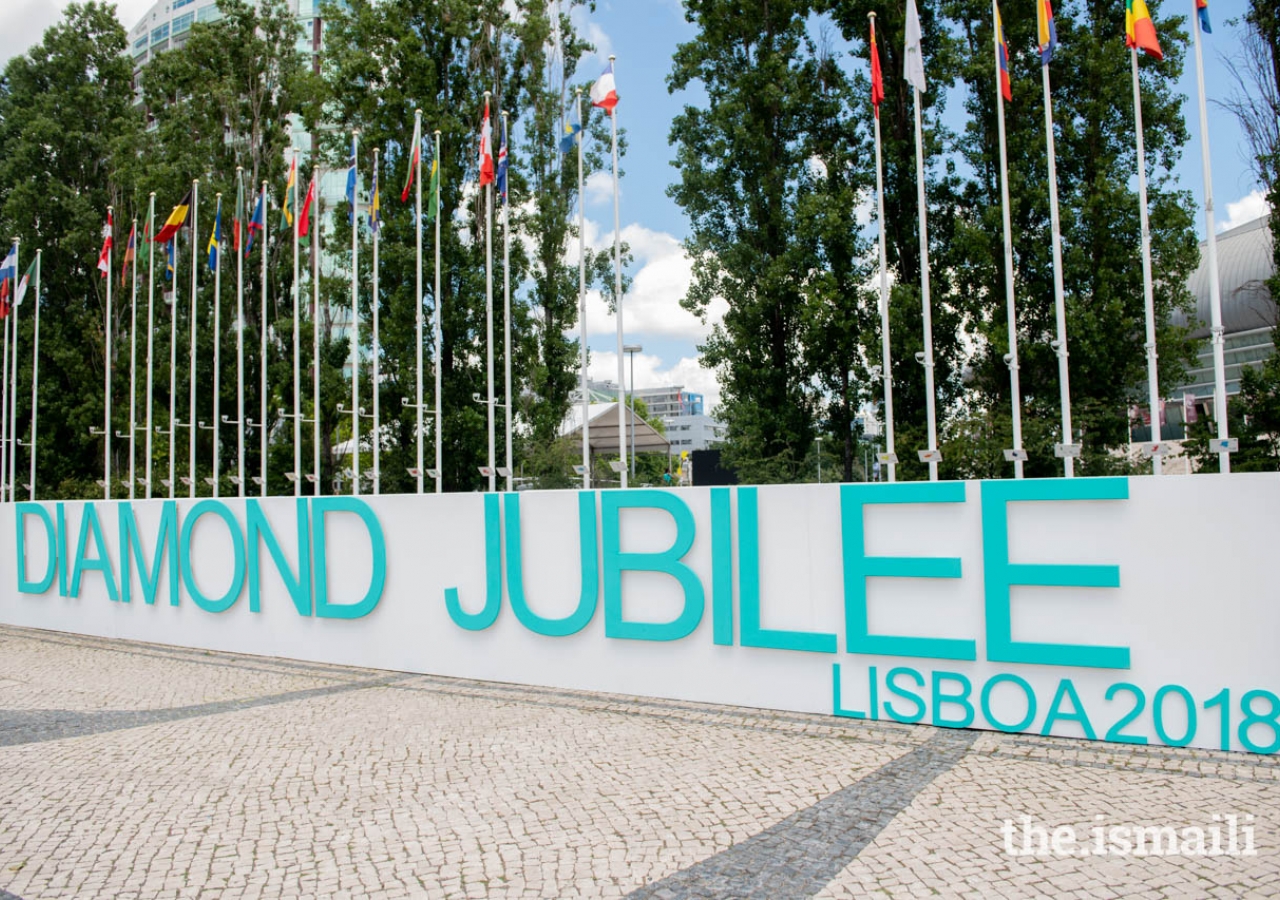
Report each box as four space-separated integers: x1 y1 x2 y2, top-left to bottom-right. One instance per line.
590 60 619 114
97 210 114 277
478 98 494 186
298 174 317 237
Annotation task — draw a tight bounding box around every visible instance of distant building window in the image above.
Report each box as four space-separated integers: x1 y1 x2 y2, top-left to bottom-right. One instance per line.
174 0 196 7
151 23 169 43
172 12 194 34
133 35 148 51
197 5 221 22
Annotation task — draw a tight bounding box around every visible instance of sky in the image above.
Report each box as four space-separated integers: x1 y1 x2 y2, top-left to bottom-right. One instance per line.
1 0 1270 415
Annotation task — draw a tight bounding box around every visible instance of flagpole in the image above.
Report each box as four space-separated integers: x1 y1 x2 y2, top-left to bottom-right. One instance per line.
313 167 322 493
212 193 222 498
9 237 20 501
502 109 513 493
607 59 628 489
1131 48 1162 475
414 109 423 495
1042 55 1074 476
1 267 10 503
128 219 138 498
433 128 442 494
293 148 302 497
28 250 40 500
145 195 155 499
236 169 246 497
169 228 179 500
994 2 1023 479
260 182 269 497
1192 5 1229 472
106 209 114 500
870 14 895 484
372 147 381 494
576 89 589 490
910 90 938 481
188 181 199 498
350 130 361 495
484 91 496 493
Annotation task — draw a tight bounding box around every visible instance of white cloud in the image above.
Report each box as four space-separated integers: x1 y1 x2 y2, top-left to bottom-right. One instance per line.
585 170 614 206
588 351 721 414
1218 189 1271 233
581 222 726 341
2 0 156 62
570 7 615 72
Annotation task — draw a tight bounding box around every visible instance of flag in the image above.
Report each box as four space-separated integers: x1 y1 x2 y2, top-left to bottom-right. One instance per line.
14 258 36 307
0 280 9 319
246 186 266 256
97 210 113 277
1196 0 1211 34
425 159 440 223
282 158 297 228
870 18 885 114
1037 0 1058 64
996 3 1012 102
207 196 222 271
558 101 582 153
0 243 16 284
298 173 316 238
370 153 381 236
141 220 151 272
1183 393 1199 424
233 175 244 253
402 116 422 203
496 117 509 202
478 98 494 186
590 60 619 113
154 191 191 243
120 221 136 286
345 134 358 224
904 0 927 94
165 239 175 281
1125 0 1163 61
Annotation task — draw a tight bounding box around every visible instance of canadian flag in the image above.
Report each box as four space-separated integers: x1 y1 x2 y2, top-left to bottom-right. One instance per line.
97 210 113 277
478 98 494 186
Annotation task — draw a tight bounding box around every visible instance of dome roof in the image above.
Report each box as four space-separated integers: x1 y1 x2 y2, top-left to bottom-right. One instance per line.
1174 215 1275 338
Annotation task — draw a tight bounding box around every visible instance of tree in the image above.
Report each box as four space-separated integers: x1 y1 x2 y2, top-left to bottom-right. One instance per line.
0 2 143 497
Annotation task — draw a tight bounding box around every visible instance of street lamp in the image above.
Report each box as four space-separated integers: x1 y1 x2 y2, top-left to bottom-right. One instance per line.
623 344 643 481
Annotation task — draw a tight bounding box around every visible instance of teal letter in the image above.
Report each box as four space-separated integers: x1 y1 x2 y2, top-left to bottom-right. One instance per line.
831 663 866 719
1041 678 1098 739
504 492 597 636
931 670 975 728
70 504 119 601
840 483 974 660
56 502 68 596
119 501 180 606
313 497 386 619
15 503 56 594
711 488 734 646
445 494 503 630
884 666 926 723
981 478 1130 669
246 499 311 615
180 501 246 613
739 487 836 654
980 673 1037 732
603 491 705 642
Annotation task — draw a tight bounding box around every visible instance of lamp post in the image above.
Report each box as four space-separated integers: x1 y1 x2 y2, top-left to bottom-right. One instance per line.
623 343 642 482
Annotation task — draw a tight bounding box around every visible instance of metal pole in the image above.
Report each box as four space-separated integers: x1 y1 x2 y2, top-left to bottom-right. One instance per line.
912 90 938 481
9 237 20 501
351 130 360 495
502 109 513 493
105 211 114 500
1 277 10 503
485 92 495 493
372 148 381 494
188 182 199 498
1192 3 1230 472
1132 48 1162 475
577 89 589 489
414 110 424 495
212 194 222 497
28 250 41 500
312 166 321 491
237 170 246 496
128 219 138 497
630 351 635 480
261 183 269 497
433 129 442 494
169 222 179 499
994 1 1023 478
1043 60 1074 476
609 59 627 488
145 195 155 499
293 150 302 496
871 13 895 484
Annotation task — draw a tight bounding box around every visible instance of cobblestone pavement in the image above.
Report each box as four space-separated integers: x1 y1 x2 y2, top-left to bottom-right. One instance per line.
0 625 1276 899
